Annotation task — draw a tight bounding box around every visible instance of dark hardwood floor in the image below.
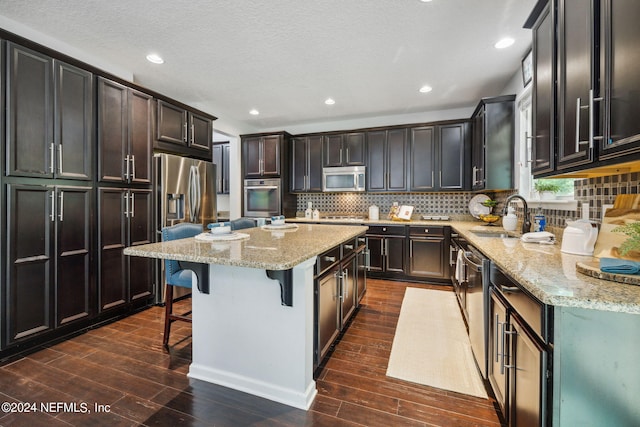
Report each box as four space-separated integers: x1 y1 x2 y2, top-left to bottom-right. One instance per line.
0 279 503 426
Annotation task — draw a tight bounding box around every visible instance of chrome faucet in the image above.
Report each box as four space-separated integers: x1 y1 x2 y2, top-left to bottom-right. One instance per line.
503 194 531 234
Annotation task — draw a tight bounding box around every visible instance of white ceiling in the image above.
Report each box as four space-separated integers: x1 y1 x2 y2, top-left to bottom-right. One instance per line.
0 0 536 135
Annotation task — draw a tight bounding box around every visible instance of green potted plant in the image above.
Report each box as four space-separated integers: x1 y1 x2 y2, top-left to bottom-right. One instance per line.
534 179 561 199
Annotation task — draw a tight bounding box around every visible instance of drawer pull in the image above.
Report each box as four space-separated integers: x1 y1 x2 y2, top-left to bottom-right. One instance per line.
344 244 354 250
324 256 336 262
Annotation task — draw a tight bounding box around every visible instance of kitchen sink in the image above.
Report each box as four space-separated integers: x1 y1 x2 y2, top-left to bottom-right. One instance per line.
470 230 518 238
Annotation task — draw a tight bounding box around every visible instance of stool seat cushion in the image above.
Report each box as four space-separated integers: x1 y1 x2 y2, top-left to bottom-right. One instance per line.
167 269 194 288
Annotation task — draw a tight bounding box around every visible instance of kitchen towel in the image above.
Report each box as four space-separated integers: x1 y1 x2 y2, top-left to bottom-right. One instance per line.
599 257 640 275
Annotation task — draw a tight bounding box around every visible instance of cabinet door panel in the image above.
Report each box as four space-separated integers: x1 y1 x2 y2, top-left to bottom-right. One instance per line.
243 137 262 177
323 134 343 167
344 132 366 166
387 129 408 191
262 135 281 176
439 124 466 190
99 188 127 311
472 110 486 189
290 137 307 192
128 90 153 184
6 185 53 343
601 0 640 154
157 100 187 145
489 291 508 414
366 131 386 191
56 186 92 325
366 236 384 272
410 127 435 190
190 112 212 151
340 256 357 326
55 60 93 180
308 136 323 191
6 43 54 178
557 0 593 169
386 237 406 273
317 268 340 363
129 190 154 301
532 6 555 174
98 78 127 182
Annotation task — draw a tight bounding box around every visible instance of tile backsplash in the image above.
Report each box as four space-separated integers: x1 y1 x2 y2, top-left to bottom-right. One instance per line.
295 172 637 234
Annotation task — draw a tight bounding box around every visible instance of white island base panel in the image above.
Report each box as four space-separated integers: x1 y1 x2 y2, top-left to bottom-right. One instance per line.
187 257 317 410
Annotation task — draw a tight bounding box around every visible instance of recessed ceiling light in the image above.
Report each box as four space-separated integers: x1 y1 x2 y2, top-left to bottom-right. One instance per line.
146 53 164 64
325 98 335 105
249 109 260 115
494 38 515 49
419 85 433 93
420 0 433 2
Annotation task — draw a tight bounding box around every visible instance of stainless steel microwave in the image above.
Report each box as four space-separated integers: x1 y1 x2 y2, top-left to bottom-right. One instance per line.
322 166 366 192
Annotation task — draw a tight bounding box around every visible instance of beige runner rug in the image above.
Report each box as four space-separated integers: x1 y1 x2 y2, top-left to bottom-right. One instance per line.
386 287 487 398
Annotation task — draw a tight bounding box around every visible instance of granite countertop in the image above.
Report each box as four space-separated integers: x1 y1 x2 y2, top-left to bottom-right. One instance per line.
124 224 368 271
289 217 640 315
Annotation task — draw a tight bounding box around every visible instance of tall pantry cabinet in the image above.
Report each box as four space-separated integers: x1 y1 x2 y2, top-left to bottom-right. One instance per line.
2 42 95 347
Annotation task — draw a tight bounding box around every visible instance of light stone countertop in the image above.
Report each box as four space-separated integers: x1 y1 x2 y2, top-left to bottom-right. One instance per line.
124 224 368 271
291 217 640 314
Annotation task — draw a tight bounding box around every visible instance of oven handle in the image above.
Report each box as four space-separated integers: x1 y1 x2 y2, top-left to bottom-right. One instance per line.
461 250 483 272
245 185 279 190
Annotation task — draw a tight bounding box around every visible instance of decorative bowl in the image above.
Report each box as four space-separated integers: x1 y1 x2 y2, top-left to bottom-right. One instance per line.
479 214 501 224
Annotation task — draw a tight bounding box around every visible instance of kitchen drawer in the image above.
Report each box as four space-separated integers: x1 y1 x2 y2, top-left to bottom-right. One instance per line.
316 246 341 276
367 225 406 236
342 238 358 257
491 264 550 343
409 226 445 237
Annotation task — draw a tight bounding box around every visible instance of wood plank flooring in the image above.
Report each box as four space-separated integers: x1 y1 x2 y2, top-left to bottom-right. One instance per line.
0 279 504 426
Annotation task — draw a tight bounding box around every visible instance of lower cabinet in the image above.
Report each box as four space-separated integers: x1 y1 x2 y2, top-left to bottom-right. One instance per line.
314 236 366 369
98 187 154 313
489 264 551 427
407 226 449 280
366 226 406 276
4 184 93 347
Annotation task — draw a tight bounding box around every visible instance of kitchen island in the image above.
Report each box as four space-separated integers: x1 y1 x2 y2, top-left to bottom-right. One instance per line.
124 223 368 410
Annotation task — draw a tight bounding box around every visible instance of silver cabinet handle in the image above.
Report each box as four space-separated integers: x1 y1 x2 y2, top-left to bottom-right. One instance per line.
58 144 63 174
130 192 135 217
124 155 130 180
124 192 129 217
499 317 506 375
343 268 349 299
58 190 64 221
504 326 518 370
130 155 136 181
183 122 188 142
344 244 354 250
191 124 195 144
589 89 604 146
324 256 336 262
49 143 55 173
50 190 56 221
364 249 371 271
575 97 590 151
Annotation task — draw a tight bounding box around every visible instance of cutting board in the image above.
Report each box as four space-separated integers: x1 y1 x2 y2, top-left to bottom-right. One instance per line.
612 194 640 209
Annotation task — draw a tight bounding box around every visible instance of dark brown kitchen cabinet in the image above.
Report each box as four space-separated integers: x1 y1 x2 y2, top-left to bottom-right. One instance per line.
366 128 408 192
157 100 212 152
598 0 640 159
97 77 153 184
323 132 366 167
407 226 449 280
6 42 93 180
98 187 154 312
531 4 556 175
410 122 470 191
212 142 231 194
243 134 283 178
291 135 322 192
471 96 515 190
5 184 93 346
556 0 595 170
366 226 406 275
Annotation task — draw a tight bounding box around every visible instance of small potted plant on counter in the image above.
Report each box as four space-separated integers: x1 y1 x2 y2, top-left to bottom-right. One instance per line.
534 179 561 200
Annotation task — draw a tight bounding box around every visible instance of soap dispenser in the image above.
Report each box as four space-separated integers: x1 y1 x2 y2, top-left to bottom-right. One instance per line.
503 206 518 232
305 201 313 219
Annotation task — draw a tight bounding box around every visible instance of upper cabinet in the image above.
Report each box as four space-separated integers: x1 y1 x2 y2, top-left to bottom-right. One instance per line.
97 77 153 184
291 135 323 192
409 122 470 191
471 96 515 190
367 128 408 192
212 142 231 194
323 132 366 167
528 0 640 177
242 132 289 179
157 100 213 153
6 42 93 180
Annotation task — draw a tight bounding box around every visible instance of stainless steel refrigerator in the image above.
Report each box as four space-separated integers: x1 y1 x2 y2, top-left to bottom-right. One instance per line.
154 153 217 302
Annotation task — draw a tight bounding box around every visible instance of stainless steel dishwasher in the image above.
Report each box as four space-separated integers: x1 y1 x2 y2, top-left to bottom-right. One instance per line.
461 244 491 379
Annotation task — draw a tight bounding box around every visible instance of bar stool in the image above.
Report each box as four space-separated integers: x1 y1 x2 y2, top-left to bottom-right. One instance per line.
161 222 203 347
229 217 257 230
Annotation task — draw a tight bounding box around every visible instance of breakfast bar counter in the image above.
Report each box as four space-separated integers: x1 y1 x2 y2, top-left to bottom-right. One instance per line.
124 223 368 410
